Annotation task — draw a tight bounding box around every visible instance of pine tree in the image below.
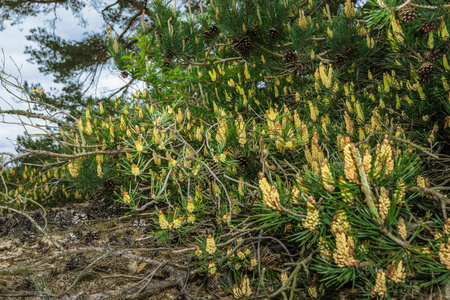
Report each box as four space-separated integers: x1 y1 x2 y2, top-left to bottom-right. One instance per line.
0 0 205 88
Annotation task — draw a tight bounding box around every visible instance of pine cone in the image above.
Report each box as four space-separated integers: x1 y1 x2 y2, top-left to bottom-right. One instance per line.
246 24 259 42
422 21 436 33
419 62 433 74
164 49 176 60
295 60 303 71
232 37 253 57
335 54 346 66
203 31 213 40
424 49 441 62
400 10 417 23
103 178 116 191
237 155 250 170
203 25 219 40
209 25 219 36
269 28 279 40
283 49 297 63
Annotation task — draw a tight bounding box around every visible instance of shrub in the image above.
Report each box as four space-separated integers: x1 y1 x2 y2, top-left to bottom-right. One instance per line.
2 0 450 298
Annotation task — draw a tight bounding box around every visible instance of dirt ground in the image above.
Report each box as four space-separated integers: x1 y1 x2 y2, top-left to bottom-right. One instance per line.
0 199 232 300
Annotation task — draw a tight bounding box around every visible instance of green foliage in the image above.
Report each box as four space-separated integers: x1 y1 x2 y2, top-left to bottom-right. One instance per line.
25 28 109 84
0 1 86 31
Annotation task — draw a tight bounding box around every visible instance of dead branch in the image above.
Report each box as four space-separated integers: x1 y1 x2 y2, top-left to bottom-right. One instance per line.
0 109 75 129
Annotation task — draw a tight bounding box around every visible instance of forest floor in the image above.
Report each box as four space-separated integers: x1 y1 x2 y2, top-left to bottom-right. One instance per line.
0 198 230 300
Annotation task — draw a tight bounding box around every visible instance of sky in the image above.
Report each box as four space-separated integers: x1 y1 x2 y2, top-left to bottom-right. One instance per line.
0 4 128 159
